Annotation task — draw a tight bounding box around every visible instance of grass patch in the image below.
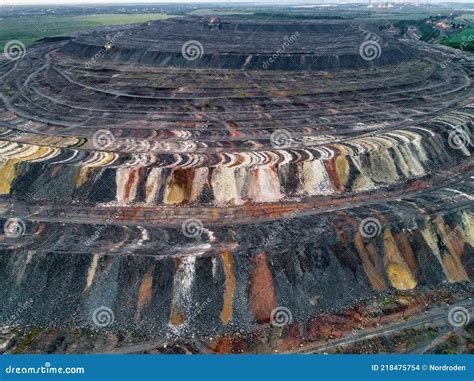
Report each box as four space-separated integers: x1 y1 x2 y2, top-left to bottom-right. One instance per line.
0 13 175 50
405 329 438 351
440 27 474 51
188 9 254 17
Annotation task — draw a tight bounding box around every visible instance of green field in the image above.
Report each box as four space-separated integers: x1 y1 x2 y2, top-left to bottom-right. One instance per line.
440 27 474 51
0 13 175 50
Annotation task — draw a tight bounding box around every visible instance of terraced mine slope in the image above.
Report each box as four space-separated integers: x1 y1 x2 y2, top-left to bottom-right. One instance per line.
0 17 473 353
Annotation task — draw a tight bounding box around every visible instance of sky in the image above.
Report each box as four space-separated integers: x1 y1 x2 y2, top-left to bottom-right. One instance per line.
0 0 467 5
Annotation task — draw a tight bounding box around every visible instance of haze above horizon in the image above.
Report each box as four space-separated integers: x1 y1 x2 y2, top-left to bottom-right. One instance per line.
0 0 468 6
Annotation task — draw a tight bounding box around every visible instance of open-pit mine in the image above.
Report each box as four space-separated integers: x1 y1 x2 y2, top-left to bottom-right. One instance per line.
0 16 473 354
